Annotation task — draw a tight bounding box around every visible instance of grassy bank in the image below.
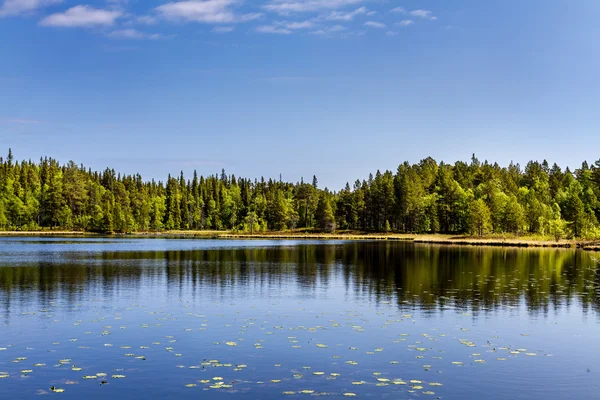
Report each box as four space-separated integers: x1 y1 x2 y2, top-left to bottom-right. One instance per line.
1 230 599 250
0 230 97 236
219 232 595 249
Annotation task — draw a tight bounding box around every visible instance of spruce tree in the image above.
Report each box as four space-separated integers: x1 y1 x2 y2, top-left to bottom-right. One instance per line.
316 192 335 232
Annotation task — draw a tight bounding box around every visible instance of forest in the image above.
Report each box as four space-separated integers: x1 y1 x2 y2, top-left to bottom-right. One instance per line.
1 149 600 239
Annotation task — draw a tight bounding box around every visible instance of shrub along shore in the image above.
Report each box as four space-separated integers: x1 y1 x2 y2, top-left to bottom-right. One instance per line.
1 230 599 251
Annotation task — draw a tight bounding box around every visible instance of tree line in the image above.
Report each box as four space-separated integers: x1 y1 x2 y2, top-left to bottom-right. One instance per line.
1 149 600 239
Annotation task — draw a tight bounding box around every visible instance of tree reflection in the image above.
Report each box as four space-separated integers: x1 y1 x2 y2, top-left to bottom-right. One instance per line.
1 242 598 318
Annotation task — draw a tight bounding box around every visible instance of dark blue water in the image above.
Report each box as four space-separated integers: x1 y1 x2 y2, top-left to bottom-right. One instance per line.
0 237 599 399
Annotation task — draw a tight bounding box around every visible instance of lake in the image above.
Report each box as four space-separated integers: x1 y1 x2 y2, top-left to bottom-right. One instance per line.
0 237 599 399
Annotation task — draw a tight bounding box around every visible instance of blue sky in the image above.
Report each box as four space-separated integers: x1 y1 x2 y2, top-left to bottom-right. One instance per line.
1 0 600 189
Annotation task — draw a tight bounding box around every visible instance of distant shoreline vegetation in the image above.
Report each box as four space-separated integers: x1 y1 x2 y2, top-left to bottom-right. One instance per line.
1 149 600 241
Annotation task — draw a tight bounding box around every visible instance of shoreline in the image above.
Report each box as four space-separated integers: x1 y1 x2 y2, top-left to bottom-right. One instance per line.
1 230 599 251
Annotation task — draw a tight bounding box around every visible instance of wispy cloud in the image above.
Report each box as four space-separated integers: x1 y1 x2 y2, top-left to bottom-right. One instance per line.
212 25 235 32
309 24 345 35
134 15 157 25
264 0 364 15
409 9 437 20
10 0 436 40
274 19 313 29
156 0 261 24
107 28 165 39
364 20 385 29
391 8 437 21
0 0 62 17
396 19 413 27
255 25 291 34
40 5 123 27
324 6 366 21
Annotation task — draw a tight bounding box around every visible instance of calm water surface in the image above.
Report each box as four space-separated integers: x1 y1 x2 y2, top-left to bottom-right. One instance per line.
0 238 599 399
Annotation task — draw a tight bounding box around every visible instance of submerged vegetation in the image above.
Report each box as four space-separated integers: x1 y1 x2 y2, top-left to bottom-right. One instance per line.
2 149 600 239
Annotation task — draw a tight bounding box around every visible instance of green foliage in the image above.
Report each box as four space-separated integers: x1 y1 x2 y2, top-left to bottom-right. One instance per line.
468 198 491 236
503 195 526 233
315 192 336 232
548 217 568 241
0 199 7 229
2 149 600 238
242 211 260 233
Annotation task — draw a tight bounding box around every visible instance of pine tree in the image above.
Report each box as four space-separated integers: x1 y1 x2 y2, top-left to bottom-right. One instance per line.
316 192 335 232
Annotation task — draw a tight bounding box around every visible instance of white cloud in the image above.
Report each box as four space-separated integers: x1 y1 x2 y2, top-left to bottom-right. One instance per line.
255 24 291 34
109 28 144 38
324 6 366 21
264 0 363 15
156 0 261 24
212 25 234 32
40 5 123 27
135 15 157 24
309 24 345 35
107 0 129 5
385 30 397 36
275 19 313 29
107 28 164 39
238 12 262 21
0 0 62 17
396 19 413 27
363 20 385 28
392 8 437 21
339 29 364 37
409 9 437 20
